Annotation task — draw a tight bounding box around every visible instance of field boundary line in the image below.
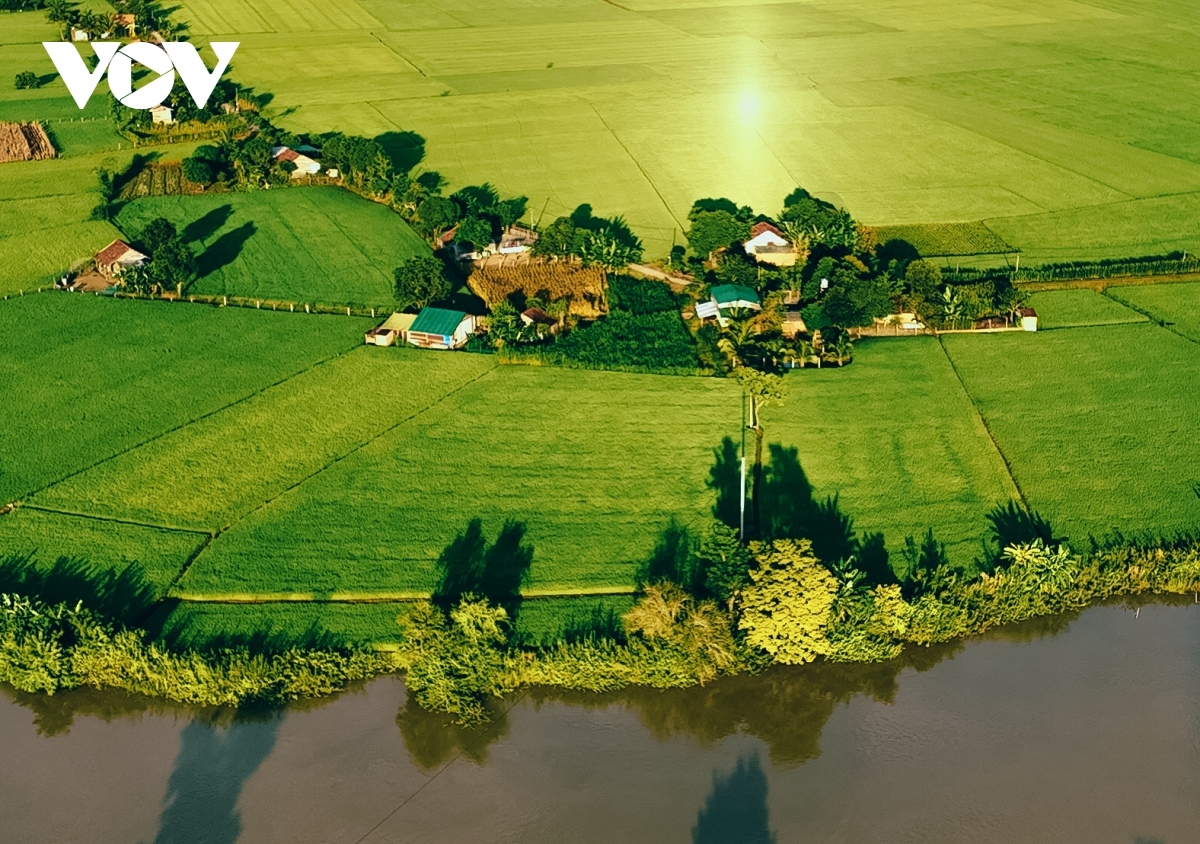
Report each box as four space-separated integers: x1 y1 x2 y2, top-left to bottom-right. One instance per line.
21 341 364 502
16 504 214 537
171 587 639 604
1100 289 1199 346
186 362 503 563
935 337 1029 509
579 99 684 233
159 533 215 608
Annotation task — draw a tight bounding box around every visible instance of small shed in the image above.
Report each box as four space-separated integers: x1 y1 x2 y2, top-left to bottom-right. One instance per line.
273 146 321 178
1019 307 1038 332
365 312 416 347
521 307 558 335
149 104 174 125
499 224 539 254
407 307 477 350
743 221 796 266
115 13 137 35
94 240 148 278
70 28 89 41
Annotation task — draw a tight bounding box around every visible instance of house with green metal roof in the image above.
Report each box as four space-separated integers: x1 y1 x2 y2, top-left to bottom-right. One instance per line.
406 306 477 350
703 283 762 326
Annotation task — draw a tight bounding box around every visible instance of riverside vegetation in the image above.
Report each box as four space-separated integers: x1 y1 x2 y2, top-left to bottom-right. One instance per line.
4 509 1199 722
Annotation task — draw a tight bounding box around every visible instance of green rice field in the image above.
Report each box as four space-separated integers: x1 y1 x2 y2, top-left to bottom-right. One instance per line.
115 190 432 306
117 0 1200 261
1106 282 1200 342
3 286 1198 645
1025 289 1149 329
942 321 1200 542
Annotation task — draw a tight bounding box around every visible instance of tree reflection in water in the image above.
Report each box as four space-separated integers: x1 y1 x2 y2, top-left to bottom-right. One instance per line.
693 753 775 844
148 713 280 844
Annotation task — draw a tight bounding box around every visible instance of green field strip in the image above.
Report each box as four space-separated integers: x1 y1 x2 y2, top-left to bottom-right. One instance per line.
171 585 639 602
1104 282 1200 344
1026 290 1150 330
941 322 1200 544
16 504 213 537
0 507 209 598
176 365 741 598
935 337 1029 511
23 334 364 505
34 349 498 531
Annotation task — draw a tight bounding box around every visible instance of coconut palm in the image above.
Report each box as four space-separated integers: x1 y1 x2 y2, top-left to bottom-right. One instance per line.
716 316 759 370
826 334 853 366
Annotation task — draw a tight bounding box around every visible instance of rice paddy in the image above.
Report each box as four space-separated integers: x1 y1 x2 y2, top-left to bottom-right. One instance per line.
115 189 432 306
2 289 1197 642
1106 282 1200 342
128 0 1200 261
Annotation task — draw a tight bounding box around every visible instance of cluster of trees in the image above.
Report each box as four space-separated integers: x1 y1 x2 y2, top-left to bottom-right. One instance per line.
492 274 701 373
40 0 181 41
405 181 528 251
529 205 645 270
14 71 41 90
397 497 1200 723
118 216 196 294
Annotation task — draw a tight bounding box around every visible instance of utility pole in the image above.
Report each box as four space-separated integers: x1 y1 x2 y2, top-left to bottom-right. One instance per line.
740 390 747 540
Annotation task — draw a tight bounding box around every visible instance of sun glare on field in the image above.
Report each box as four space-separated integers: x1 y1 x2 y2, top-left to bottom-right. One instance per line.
736 91 762 126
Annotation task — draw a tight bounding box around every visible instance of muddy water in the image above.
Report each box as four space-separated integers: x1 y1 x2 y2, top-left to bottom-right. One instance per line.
3 602 1199 843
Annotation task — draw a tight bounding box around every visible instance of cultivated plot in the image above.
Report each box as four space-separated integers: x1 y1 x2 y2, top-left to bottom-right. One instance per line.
943 323 1200 543
0 294 369 502
1026 290 1149 330
115 188 431 306
1107 282 1200 342
0 507 207 597
177 366 741 599
33 347 497 531
766 337 1019 563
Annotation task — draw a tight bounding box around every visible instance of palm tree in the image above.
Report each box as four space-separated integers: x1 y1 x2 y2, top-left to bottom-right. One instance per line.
735 368 787 538
716 316 759 370
826 334 853 366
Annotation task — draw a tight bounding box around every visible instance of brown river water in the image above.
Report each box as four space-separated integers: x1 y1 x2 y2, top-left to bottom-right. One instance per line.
3 601 1199 843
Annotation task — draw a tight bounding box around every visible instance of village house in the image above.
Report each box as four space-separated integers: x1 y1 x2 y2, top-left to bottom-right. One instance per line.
272 146 321 178
149 105 174 125
743 221 797 266
94 240 148 278
1019 307 1039 332
696 283 762 327
364 312 416 347
406 307 477 350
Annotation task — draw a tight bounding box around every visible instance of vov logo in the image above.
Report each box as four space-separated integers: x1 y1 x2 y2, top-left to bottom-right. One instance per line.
43 41 239 110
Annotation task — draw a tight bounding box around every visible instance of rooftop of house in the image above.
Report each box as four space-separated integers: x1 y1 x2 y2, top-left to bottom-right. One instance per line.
749 221 785 240
378 312 417 333
710 283 761 306
95 239 146 266
410 306 468 336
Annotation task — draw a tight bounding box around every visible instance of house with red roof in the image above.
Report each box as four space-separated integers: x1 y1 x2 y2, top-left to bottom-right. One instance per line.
272 146 321 178
94 240 148 278
743 221 797 267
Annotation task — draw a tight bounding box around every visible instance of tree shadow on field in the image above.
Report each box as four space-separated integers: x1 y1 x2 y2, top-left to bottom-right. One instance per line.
197 221 256 278
432 518 533 623
0 553 160 624
375 130 426 174
638 518 697 592
145 607 351 655
757 445 858 567
182 204 234 248
708 437 742 530
693 753 776 844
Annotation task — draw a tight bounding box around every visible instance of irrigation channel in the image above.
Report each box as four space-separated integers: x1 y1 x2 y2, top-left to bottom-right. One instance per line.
4 601 1200 843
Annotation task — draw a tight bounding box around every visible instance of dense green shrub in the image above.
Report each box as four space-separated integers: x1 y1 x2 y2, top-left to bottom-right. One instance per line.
0 593 398 705
606 274 681 314
550 310 700 370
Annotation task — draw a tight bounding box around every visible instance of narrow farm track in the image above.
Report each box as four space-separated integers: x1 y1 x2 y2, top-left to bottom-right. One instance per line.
935 337 1028 509
21 338 365 502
